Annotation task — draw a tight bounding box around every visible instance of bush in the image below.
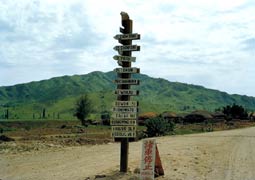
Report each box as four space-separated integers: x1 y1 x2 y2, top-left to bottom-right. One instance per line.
145 116 175 137
101 111 110 126
221 104 248 120
0 135 15 142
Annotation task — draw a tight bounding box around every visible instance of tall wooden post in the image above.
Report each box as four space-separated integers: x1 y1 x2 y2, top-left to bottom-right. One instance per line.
112 12 141 173
119 13 132 173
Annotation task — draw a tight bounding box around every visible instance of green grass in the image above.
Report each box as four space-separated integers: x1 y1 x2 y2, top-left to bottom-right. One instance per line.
174 128 204 135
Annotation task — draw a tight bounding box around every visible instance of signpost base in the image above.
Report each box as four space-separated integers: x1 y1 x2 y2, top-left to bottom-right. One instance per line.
120 138 129 172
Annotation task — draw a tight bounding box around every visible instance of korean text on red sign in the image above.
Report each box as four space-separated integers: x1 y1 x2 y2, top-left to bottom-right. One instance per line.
140 139 156 180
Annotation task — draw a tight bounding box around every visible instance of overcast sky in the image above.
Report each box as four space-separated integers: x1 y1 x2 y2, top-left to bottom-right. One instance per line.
0 0 254 96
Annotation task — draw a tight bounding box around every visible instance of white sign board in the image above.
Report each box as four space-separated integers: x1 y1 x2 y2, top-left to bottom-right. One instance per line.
114 67 140 74
111 131 136 138
114 79 140 85
112 126 136 131
111 113 137 119
115 89 139 96
110 119 137 126
113 45 140 52
140 139 156 180
114 33 140 40
112 107 138 113
114 101 138 107
111 126 136 138
113 55 136 62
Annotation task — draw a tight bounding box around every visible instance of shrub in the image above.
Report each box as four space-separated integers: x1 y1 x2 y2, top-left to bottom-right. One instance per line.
74 94 93 127
145 116 175 137
101 111 110 126
138 112 158 126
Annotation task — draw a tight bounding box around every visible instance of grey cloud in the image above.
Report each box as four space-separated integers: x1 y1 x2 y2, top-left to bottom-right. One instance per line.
53 49 82 63
143 35 193 46
54 28 99 49
242 38 255 53
52 11 103 50
3 34 33 43
27 12 56 24
0 20 14 32
243 38 255 47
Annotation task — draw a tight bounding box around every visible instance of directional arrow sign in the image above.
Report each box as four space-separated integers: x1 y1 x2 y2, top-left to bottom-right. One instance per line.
114 101 138 107
114 67 140 74
115 89 139 96
114 79 140 85
111 119 137 126
114 33 140 40
112 113 137 119
112 107 138 113
113 45 140 52
113 55 136 62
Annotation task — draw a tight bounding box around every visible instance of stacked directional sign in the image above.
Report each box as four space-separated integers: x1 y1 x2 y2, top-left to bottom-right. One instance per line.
112 32 140 138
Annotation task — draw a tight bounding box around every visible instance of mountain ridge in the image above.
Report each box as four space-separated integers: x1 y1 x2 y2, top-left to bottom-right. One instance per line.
0 71 254 120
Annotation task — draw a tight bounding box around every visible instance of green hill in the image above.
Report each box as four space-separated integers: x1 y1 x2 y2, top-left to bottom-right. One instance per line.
0 71 255 120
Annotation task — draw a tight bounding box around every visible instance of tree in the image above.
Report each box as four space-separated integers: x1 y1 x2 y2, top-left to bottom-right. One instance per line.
74 94 93 126
42 108 46 119
221 104 248 120
145 116 175 137
5 109 9 119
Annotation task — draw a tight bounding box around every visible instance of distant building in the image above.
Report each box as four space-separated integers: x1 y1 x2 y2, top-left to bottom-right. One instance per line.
250 112 255 121
184 110 213 123
211 112 226 122
161 111 181 123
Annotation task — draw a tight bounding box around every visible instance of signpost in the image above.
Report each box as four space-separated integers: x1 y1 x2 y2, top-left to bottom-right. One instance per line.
114 67 140 73
114 101 138 107
112 126 136 138
114 33 140 40
112 107 138 113
111 112 137 119
113 45 140 52
111 131 136 138
115 89 139 96
111 119 137 126
111 12 140 173
114 79 140 85
113 55 136 62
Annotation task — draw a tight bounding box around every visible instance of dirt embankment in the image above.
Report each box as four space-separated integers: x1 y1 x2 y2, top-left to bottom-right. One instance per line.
1 127 255 180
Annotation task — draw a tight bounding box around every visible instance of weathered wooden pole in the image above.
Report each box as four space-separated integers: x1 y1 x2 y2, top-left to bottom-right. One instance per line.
112 12 141 173
119 12 132 173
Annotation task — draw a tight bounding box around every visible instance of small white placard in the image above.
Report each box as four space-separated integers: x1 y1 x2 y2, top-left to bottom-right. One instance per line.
140 139 156 180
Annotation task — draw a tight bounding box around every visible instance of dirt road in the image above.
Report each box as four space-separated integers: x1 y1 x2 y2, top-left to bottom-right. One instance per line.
1 127 255 180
